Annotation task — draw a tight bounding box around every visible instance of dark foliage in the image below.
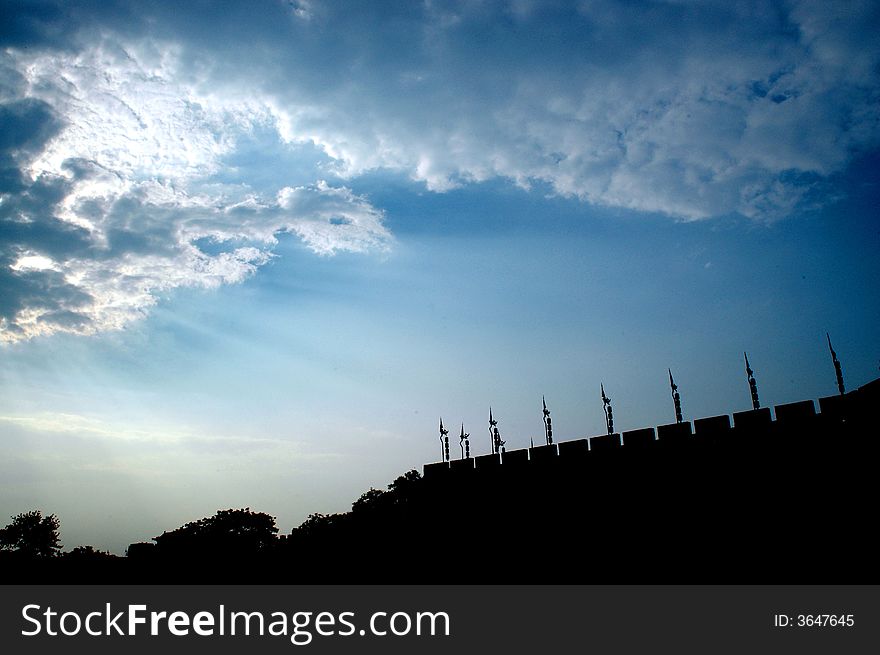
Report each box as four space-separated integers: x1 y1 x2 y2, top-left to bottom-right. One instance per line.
0 510 61 558
153 508 278 559
59 545 119 561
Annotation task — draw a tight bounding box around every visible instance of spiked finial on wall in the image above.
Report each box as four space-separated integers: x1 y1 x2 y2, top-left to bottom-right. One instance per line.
439 417 450 463
489 408 505 455
601 383 614 435
827 333 845 395
460 423 470 460
488 407 497 453
669 368 683 424
542 395 553 445
744 352 760 410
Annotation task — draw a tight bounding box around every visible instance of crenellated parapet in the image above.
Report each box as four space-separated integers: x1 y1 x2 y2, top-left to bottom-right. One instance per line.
424 378 878 481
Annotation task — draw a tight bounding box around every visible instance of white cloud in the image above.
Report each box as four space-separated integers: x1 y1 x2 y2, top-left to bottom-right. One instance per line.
1 1 877 341
251 0 879 219
10 254 59 272
20 42 229 182
0 42 391 342
278 181 390 255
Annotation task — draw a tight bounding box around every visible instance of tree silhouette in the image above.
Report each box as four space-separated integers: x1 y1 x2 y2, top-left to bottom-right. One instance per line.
153 508 278 558
351 487 386 513
386 469 421 502
61 545 118 561
0 511 61 558
291 513 346 538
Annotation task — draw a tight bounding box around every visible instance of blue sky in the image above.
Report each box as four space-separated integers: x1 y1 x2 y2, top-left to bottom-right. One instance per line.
1 0 878 553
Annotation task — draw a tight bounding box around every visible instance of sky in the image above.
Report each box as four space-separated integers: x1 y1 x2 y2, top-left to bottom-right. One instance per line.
1 0 878 554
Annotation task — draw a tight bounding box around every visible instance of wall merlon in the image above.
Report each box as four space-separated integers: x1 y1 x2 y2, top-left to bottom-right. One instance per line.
475 453 502 470
693 414 731 437
818 394 846 419
450 458 475 473
622 427 656 448
557 439 589 458
502 448 529 467
733 407 772 431
589 433 622 451
774 400 816 424
424 461 450 479
529 444 558 461
657 422 692 442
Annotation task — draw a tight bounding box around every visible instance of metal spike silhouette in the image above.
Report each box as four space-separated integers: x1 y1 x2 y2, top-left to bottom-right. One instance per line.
669 368 683 424
744 353 760 410
827 333 845 395
489 408 505 454
601 383 614 435
542 395 553 445
488 407 497 453
459 423 470 460
439 417 449 462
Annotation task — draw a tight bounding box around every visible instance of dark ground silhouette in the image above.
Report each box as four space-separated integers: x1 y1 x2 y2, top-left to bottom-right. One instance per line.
3 377 878 584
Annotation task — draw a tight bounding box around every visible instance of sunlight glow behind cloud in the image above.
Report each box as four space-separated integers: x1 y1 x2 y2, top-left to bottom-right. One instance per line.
1 42 391 341
1 0 878 341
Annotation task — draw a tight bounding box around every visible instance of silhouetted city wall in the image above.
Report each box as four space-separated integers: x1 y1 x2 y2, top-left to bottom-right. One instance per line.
420 378 880 582
425 381 878 479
